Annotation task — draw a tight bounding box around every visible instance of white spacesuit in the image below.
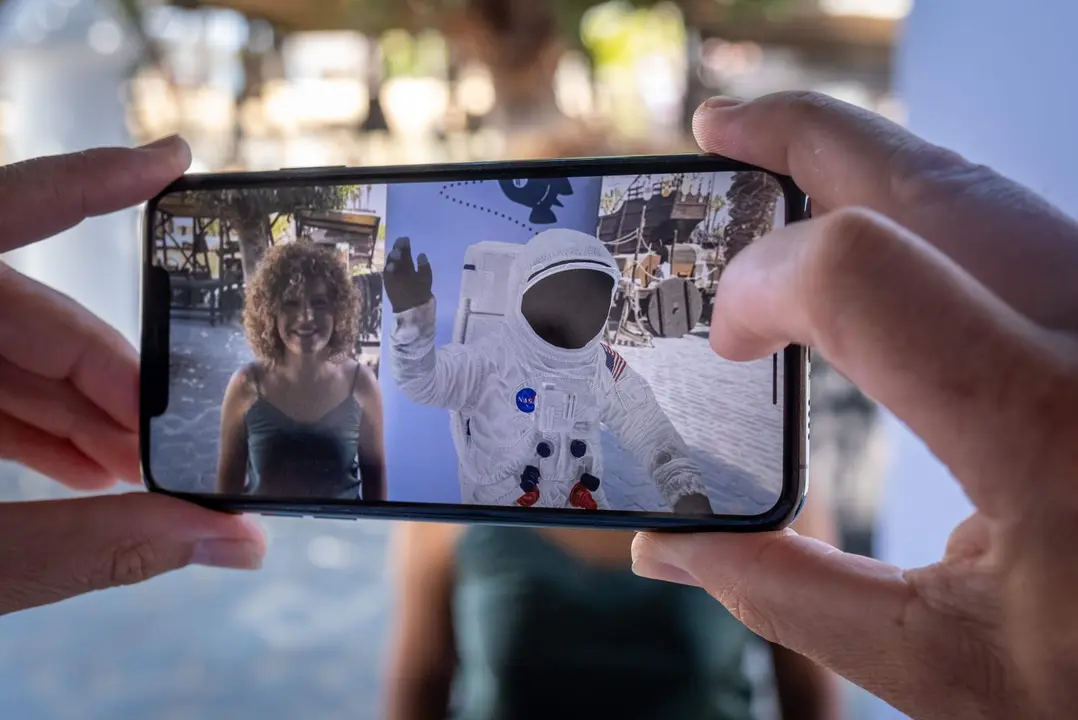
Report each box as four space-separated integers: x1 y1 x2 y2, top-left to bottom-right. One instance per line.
388 228 710 512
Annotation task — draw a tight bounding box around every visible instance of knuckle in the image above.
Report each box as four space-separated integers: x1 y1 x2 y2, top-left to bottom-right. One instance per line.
88 538 163 590
1022 342 1078 478
887 142 992 210
820 205 885 251
805 206 896 298
764 89 843 117
715 581 781 644
693 534 790 647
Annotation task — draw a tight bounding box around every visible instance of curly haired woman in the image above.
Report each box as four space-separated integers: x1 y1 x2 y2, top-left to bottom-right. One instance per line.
216 240 387 501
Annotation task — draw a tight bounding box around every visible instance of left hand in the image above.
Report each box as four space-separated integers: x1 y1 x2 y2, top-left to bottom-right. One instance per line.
0 138 265 616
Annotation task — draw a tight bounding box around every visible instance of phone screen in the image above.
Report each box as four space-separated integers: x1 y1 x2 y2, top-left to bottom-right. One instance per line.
144 165 800 523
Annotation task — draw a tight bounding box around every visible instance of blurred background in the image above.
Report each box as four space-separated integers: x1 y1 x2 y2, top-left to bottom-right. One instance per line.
4 0 1072 718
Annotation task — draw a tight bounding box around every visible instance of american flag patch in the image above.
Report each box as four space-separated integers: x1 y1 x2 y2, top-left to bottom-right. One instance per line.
602 343 626 382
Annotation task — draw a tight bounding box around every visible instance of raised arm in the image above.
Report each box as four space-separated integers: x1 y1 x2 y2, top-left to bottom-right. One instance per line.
384 236 487 411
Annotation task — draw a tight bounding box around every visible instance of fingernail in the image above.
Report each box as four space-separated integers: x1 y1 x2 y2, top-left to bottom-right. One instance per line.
703 96 744 110
138 134 183 151
631 556 701 587
190 539 264 570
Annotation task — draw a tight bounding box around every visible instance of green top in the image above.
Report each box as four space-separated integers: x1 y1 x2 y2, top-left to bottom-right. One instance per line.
449 525 757 720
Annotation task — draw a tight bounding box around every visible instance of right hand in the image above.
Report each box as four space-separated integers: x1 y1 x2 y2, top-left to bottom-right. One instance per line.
672 492 713 516
384 237 433 313
631 91 1078 719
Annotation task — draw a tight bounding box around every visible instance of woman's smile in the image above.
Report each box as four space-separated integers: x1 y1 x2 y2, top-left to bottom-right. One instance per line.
277 280 335 356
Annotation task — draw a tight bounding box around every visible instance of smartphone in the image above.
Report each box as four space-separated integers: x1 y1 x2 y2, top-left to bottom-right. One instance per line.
140 154 809 532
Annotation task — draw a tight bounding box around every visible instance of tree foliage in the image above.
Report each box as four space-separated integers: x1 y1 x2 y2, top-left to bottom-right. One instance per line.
139 0 795 47
177 185 356 224
339 0 794 42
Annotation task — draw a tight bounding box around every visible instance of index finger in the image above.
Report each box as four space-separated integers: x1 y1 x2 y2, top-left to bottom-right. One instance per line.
711 206 1073 516
694 92 1078 331
0 136 192 254
0 264 139 433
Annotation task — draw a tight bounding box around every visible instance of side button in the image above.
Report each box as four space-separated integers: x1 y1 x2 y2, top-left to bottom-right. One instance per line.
279 165 348 172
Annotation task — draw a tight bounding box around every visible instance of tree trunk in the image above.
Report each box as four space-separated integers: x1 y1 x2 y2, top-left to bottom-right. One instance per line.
446 0 565 134
236 215 273 283
486 61 562 132
362 37 389 133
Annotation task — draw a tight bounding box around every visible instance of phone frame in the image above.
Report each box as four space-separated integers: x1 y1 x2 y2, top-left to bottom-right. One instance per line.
140 154 810 533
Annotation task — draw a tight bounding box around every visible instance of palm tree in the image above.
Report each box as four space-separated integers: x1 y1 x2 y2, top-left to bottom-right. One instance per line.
722 170 781 264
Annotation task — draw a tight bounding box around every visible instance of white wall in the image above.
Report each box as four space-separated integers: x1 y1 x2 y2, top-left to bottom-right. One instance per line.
873 1 1078 717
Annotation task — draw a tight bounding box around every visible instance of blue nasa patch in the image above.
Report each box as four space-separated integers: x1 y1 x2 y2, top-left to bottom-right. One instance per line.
515 387 537 413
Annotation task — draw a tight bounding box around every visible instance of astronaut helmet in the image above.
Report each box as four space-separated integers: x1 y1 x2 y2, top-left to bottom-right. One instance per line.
509 228 621 352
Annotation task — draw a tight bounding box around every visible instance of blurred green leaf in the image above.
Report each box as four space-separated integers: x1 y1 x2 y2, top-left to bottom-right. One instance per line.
146 0 796 37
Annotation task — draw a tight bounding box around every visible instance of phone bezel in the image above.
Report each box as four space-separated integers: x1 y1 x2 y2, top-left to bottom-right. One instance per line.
140 153 810 533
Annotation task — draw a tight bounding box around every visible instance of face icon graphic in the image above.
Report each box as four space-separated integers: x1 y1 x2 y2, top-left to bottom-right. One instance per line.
520 269 615 350
498 178 575 225
276 279 335 358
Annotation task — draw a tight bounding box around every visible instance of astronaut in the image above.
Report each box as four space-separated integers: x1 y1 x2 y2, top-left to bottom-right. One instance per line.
383 228 714 515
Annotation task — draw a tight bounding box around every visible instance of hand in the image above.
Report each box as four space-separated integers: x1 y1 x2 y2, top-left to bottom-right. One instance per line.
672 492 713 516
384 236 433 313
0 137 265 617
631 92 1078 719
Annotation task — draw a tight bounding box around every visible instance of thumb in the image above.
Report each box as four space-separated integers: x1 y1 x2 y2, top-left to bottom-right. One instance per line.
0 492 265 616
631 530 914 693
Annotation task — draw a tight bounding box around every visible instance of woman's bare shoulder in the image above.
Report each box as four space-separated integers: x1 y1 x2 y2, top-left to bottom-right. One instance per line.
348 360 382 400
223 362 261 411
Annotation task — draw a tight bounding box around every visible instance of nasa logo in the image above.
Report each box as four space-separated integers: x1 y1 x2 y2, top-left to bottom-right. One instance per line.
515 387 537 413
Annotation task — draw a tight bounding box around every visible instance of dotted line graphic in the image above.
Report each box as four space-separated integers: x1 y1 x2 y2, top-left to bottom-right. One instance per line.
438 181 537 234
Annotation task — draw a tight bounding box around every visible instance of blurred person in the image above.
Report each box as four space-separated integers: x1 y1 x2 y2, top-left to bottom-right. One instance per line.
384 506 839 720
382 126 842 720
632 91 1078 720
216 241 387 501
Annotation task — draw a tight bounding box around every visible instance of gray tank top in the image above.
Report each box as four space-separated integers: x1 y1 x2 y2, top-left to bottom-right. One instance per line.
449 525 757 720
243 364 364 500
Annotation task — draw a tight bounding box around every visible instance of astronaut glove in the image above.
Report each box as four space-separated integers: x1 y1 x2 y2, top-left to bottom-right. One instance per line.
663 474 714 516
384 236 434 313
